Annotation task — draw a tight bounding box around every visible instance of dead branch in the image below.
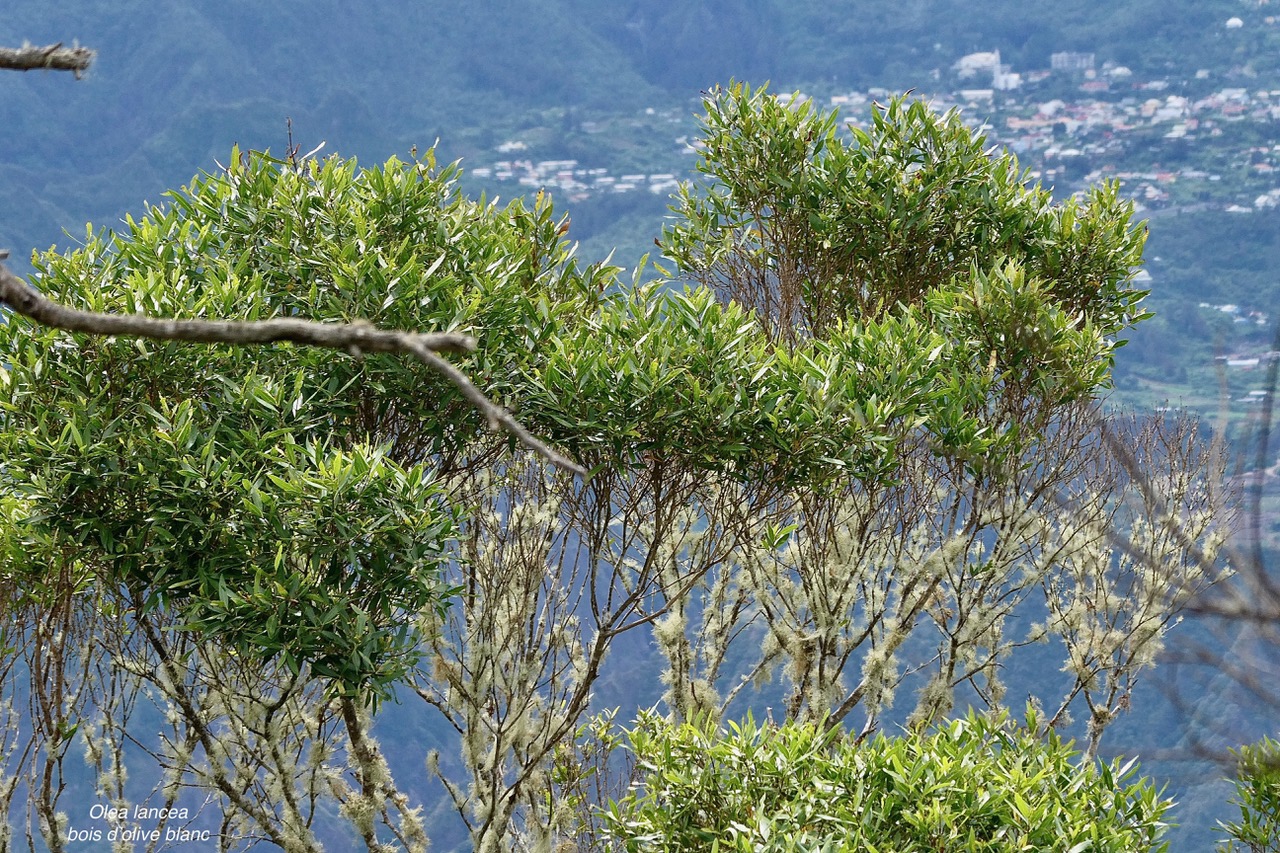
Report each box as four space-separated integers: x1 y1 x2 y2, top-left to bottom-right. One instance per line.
0 43 94 78
0 256 585 475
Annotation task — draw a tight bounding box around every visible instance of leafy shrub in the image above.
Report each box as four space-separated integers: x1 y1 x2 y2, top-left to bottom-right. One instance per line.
1220 736 1280 853
0 147 604 697
603 709 1173 852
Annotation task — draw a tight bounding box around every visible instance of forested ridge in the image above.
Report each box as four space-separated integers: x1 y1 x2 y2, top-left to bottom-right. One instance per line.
5 0 1277 265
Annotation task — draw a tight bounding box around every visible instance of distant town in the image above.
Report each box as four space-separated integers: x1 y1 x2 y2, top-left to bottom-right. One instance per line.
469 37 1280 219
471 151 681 204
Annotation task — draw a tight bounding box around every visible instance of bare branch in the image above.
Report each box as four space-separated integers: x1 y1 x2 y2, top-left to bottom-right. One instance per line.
0 257 585 476
0 259 473 354
0 43 94 78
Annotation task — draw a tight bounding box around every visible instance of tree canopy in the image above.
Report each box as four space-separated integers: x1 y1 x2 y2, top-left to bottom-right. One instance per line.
0 85 1229 851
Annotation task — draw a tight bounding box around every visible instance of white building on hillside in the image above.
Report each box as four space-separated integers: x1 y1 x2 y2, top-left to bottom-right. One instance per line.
954 50 1021 90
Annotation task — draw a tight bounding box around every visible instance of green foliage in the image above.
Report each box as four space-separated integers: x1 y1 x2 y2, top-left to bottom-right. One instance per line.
0 147 605 698
524 280 952 482
1220 737 1280 853
0 79 1214 851
664 83 1148 342
0 91 1162 707
518 91 1154 486
604 710 1174 852
658 85 1150 479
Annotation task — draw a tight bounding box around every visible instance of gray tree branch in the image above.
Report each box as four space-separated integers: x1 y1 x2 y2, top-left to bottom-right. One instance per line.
0 256 585 475
0 43 94 78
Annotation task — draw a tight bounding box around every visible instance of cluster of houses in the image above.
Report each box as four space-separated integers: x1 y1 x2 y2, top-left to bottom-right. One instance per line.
992 86 1280 206
469 159 680 204
1203 304 1275 408
469 40 1280 220
828 59 1280 212
1204 302 1271 329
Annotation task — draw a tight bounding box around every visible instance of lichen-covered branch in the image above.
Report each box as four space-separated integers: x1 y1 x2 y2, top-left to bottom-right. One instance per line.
0 43 94 78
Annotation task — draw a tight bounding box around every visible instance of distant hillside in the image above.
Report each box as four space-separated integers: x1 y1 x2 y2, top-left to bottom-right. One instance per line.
565 0 1280 92
0 0 665 264
6 0 1280 265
